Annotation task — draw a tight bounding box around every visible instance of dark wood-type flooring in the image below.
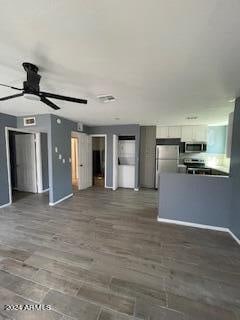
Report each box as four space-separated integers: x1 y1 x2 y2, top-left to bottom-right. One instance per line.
0 187 239 319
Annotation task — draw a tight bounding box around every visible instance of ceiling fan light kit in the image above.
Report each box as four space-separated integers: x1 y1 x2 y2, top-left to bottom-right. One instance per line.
24 93 41 101
0 62 88 110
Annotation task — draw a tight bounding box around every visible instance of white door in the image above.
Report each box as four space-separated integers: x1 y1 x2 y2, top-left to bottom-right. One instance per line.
78 133 92 190
15 133 37 193
112 134 118 190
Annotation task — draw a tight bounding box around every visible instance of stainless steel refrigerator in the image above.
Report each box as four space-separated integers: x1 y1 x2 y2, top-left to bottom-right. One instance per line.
155 145 179 188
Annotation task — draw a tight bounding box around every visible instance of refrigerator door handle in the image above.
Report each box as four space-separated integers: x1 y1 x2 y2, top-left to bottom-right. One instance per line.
156 159 159 170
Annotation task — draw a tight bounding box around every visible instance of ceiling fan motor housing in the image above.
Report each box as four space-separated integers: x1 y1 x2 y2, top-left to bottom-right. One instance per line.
23 62 41 93
0 62 87 109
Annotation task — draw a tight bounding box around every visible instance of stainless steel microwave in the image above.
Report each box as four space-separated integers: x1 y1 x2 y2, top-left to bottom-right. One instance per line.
184 142 207 153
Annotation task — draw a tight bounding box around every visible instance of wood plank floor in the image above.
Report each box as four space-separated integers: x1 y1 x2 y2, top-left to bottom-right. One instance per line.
0 187 239 320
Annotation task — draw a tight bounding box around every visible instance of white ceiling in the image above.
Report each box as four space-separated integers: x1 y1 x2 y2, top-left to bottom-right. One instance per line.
0 0 238 126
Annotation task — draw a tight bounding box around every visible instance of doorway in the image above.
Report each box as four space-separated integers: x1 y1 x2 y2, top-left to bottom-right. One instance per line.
9 131 37 202
71 137 79 187
92 136 106 188
71 132 93 190
6 128 49 204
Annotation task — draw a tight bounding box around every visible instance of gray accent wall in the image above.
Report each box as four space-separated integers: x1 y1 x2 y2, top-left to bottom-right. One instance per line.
0 113 17 206
229 98 240 239
87 125 140 189
41 132 49 190
17 114 77 204
140 126 156 188
49 114 76 203
158 173 231 228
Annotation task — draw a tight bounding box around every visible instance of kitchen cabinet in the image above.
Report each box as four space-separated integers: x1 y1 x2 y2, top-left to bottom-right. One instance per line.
181 125 207 142
157 125 207 142
193 126 207 142
140 126 156 188
181 126 193 141
156 126 168 138
168 126 182 138
156 126 181 138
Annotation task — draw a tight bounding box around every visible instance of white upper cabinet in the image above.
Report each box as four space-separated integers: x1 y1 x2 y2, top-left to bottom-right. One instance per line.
168 126 182 138
192 126 207 142
156 126 181 138
181 125 207 142
157 125 207 142
156 126 169 138
181 126 193 141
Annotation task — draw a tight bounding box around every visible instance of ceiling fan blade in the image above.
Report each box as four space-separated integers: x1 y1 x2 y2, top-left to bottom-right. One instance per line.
0 92 24 101
40 96 60 110
40 91 87 104
0 83 23 91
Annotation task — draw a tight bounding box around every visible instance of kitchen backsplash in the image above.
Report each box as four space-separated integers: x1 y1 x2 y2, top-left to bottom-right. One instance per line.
179 152 230 169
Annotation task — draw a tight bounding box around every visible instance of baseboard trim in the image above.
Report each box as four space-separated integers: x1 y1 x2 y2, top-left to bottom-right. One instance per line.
49 193 73 206
105 186 113 189
157 217 240 245
39 188 49 194
157 217 228 232
228 229 240 245
0 202 11 209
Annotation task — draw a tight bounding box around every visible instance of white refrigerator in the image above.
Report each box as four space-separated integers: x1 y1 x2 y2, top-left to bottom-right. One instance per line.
155 145 179 188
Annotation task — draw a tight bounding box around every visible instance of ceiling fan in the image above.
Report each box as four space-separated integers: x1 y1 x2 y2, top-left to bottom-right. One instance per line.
0 62 87 110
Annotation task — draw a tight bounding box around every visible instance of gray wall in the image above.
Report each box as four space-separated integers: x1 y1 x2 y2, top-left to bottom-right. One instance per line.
140 126 156 188
17 114 77 204
229 98 240 239
158 173 231 228
0 113 17 206
50 114 76 202
41 132 49 190
87 125 140 189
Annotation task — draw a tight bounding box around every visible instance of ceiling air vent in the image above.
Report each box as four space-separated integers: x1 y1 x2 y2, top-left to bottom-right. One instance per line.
186 116 198 120
23 117 36 126
97 95 116 103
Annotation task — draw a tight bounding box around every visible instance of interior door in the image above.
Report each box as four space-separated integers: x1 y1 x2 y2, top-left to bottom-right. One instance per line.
78 133 92 190
112 134 118 190
15 133 37 193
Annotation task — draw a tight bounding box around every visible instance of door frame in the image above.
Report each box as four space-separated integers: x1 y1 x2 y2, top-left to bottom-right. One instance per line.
90 134 107 188
112 134 118 191
5 127 43 205
71 136 79 183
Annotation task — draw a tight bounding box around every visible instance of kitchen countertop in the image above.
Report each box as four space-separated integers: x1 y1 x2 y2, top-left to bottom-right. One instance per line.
206 164 230 174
